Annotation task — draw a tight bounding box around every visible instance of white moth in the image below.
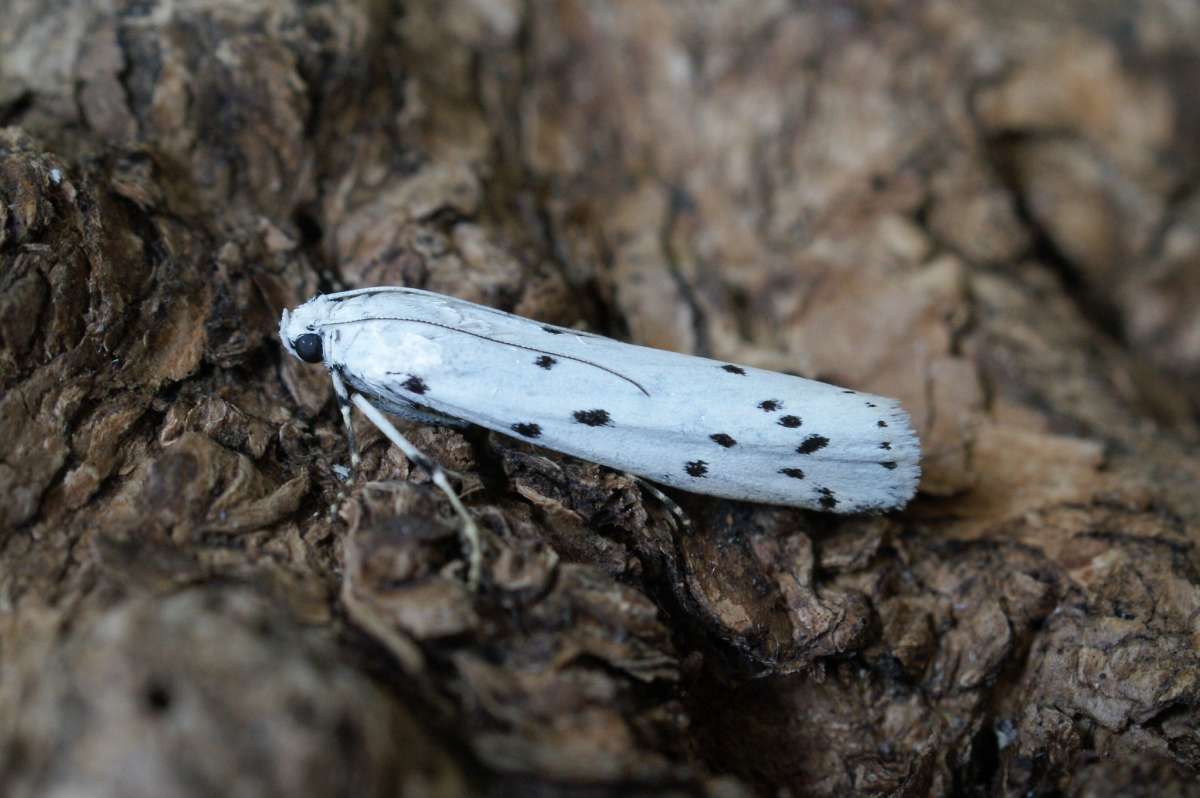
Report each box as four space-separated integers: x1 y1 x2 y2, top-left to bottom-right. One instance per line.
281 286 921 584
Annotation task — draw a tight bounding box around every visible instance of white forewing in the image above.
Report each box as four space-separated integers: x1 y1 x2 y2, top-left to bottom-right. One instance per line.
281 287 920 513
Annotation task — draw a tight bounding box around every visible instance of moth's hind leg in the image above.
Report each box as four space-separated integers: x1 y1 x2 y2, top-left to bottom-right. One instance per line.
350 392 484 590
378 400 475 488
631 476 692 534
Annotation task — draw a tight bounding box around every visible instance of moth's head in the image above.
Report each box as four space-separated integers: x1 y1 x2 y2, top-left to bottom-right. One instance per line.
279 297 330 365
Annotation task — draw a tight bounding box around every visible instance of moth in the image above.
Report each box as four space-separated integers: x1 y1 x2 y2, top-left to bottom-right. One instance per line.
281 287 921 585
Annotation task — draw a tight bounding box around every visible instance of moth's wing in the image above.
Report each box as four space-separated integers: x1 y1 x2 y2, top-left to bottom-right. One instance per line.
497 348 921 512
324 290 919 513
643 360 921 512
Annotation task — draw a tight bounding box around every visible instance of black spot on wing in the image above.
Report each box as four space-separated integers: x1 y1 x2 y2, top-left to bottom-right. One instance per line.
758 399 782 412
779 467 805 480
878 420 888 428
778 415 802 428
841 389 856 394
710 433 737 448
721 364 746 375
685 460 708 477
542 326 565 335
402 375 428 395
573 409 612 427
511 422 542 438
817 487 838 510
865 402 877 408
880 461 897 470
796 435 829 454
880 442 892 450
535 355 557 369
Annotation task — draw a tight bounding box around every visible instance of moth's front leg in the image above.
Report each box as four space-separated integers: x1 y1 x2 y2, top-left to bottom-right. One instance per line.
329 368 361 469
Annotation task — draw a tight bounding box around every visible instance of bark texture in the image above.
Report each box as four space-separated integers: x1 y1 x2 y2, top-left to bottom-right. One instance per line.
2 1 1199 796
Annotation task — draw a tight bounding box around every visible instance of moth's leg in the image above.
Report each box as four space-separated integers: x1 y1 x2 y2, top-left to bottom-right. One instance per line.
382 401 473 486
329 368 361 469
350 392 483 590
631 476 692 534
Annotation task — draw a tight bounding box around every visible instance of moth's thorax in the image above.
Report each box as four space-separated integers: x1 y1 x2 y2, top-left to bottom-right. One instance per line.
281 294 448 377
329 324 444 379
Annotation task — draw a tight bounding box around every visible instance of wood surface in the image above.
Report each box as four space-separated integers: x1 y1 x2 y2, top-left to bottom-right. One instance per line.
2 2 1199 795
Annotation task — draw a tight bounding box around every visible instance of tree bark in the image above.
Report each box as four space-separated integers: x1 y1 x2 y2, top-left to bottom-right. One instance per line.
2 2 1199 796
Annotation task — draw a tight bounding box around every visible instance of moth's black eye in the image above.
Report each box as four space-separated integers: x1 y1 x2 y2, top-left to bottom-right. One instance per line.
292 333 323 363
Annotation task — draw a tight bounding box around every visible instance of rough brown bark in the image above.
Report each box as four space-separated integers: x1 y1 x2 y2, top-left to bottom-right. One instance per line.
2 2 1199 796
